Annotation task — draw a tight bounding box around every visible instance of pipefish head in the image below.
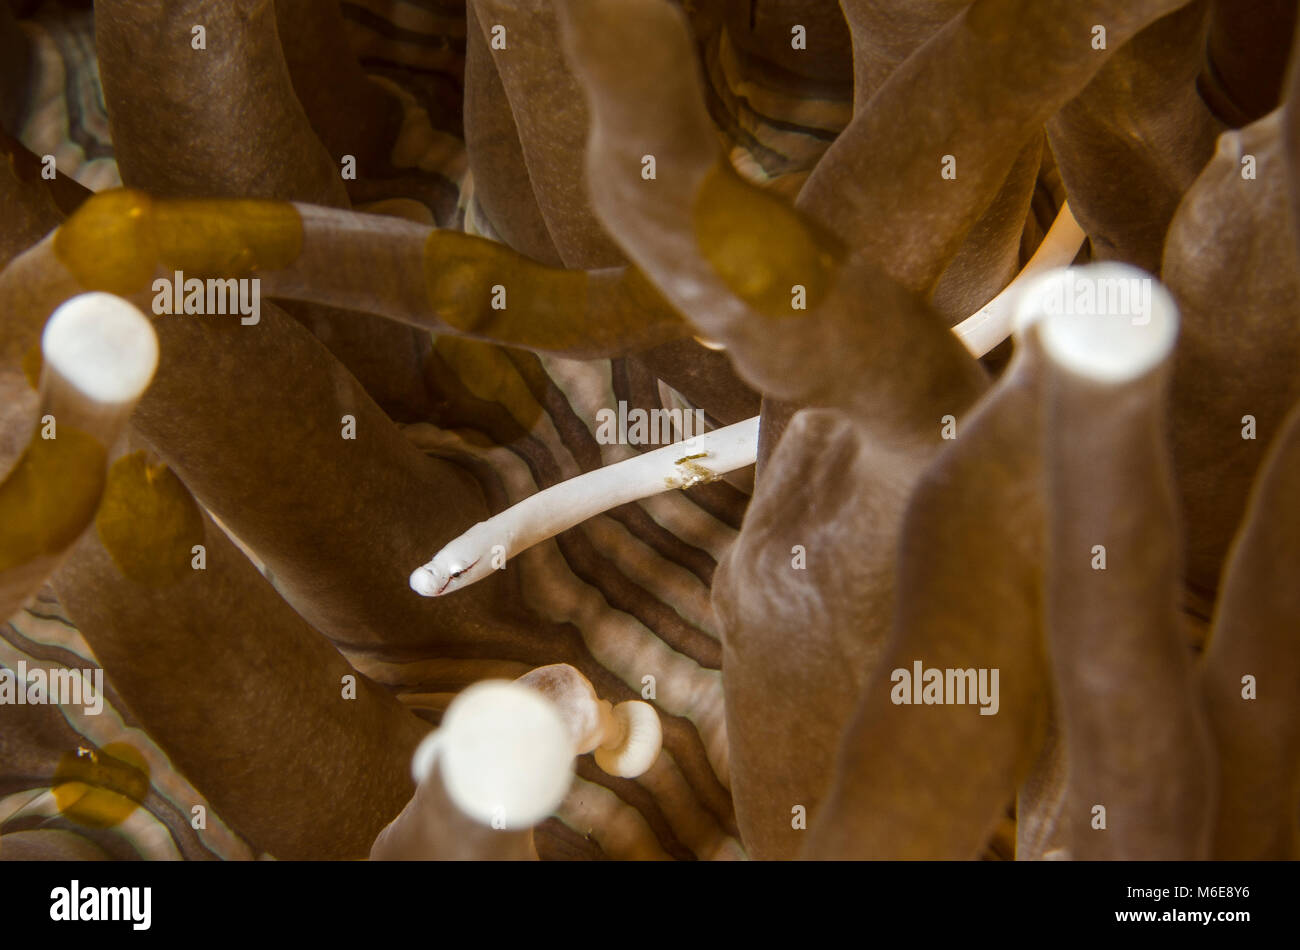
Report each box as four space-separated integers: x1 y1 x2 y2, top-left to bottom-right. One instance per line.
409 554 483 597
410 522 506 596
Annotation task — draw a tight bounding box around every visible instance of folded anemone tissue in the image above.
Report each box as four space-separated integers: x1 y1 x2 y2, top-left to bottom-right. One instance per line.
0 0 1296 865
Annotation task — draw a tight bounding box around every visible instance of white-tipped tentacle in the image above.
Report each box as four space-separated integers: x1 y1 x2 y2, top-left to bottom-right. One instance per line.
42 292 161 412
412 680 575 830
1028 262 1178 383
515 664 664 778
0 293 159 620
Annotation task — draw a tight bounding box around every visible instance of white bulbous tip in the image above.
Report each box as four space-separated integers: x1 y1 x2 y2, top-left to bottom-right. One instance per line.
437 680 574 829
409 564 443 597
1014 264 1179 383
42 292 159 405
594 700 662 778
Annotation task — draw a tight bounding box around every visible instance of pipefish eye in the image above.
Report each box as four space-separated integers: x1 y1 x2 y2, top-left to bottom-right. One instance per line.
449 557 481 582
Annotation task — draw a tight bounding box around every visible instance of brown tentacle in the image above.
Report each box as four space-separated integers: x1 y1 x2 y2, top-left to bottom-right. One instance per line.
804 341 1048 859
1040 300 1213 860
1047 2 1223 274
1200 398 1300 858
54 450 427 859
470 0 623 268
1165 108 1298 596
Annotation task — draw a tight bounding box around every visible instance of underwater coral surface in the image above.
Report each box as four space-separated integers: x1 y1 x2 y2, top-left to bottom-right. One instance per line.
1 0 1298 869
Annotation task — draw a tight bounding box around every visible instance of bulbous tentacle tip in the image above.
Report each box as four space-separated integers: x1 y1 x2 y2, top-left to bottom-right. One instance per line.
1015 263 1179 383
437 680 575 829
594 700 663 778
43 291 159 407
